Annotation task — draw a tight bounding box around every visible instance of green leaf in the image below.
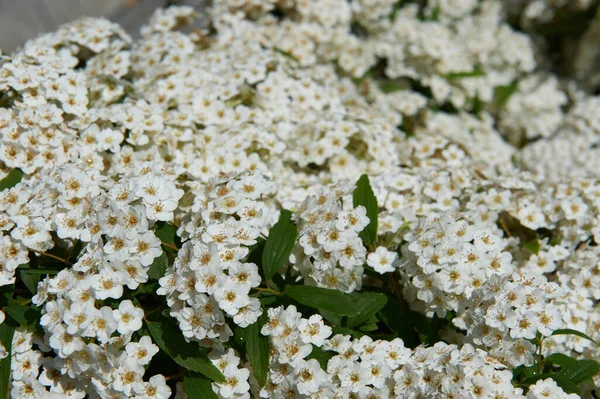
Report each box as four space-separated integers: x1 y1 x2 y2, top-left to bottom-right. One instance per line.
551 329 598 345
145 316 225 382
543 353 577 368
0 169 23 191
377 81 404 93
358 323 379 332
4 302 41 333
0 323 15 399
318 309 344 326
557 360 600 385
262 210 297 281
306 345 334 370
19 266 40 295
346 292 387 328
551 374 582 395
521 373 581 395
183 373 218 399
444 66 485 80
352 175 378 249
155 222 178 254
244 312 270 386
494 81 518 107
520 239 540 255
283 286 361 317
148 252 168 280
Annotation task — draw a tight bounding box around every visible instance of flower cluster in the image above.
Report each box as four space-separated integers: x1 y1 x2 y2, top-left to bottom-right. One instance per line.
0 0 599 398
159 172 278 344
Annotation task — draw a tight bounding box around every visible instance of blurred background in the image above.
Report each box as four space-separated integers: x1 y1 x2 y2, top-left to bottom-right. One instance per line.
0 0 203 53
0 0 599 91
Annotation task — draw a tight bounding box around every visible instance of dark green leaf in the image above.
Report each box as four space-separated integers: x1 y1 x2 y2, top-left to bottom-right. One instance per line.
551 329 598 345
145 316 225 382
551 374 582 395
148 252 168 280
522 374 581 395
543 353 577 368
494 81 518 107
306 345 334 370
318 309 344 326
557 360 600 385
155 222 178 253
262 210 297 281
19 267 40 294
183 373 219 399
0 323 15 399
346 292 387 328
4 302 41 333
244 312 270 386
284 286 361 317
352 174 378 249
358 323 379 332
0 169 23 191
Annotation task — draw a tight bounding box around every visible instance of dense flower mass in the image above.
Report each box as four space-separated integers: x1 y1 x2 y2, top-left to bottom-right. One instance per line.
0 1 600 398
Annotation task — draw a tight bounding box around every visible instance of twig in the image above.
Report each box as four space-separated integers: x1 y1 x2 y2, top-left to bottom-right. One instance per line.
161 241 179 251
29 249 73 266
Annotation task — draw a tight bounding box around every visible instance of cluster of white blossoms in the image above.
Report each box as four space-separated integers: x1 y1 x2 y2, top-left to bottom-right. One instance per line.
259 305 578 399
0 0 599 398
291 182 369 292
159 172 279 343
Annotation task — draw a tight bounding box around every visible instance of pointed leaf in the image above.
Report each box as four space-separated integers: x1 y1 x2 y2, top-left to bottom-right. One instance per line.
155 222 179 254
284 286 361 317
352 175 378 248
262 210 297 281
0 323 15 399
551 329 598 345
543 353 577 368
183 373 218 399
557 360 600 385
346 292 387 328
148 252 168 280
145 316 225 382
244 312 270 386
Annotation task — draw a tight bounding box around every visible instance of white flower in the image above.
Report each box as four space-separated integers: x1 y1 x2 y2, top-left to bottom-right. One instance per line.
113 300 144 335
367 246 398 274
298 314 332 347
125 336 159 366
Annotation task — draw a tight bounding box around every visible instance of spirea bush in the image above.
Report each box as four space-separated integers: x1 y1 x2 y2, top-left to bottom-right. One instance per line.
1 1 600 398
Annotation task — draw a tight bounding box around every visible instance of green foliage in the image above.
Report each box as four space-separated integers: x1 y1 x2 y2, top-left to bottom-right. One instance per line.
444 66 485 80
183 373 219 399
551 328 598 345
306 345 335 369
243 312 270 387
520 239 540 255
0 169 23 191
284 285 363 317
345 292 387 328
262 210 297 281
148 252 168 280
353 174 378 249
145 315 225 382
155 222 179 253
0 323 15 399
513 335 600 396
494 81 518 107
3 301 41 334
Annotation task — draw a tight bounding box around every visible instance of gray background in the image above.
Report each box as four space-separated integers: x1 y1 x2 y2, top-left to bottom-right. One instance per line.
0 0 198 53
